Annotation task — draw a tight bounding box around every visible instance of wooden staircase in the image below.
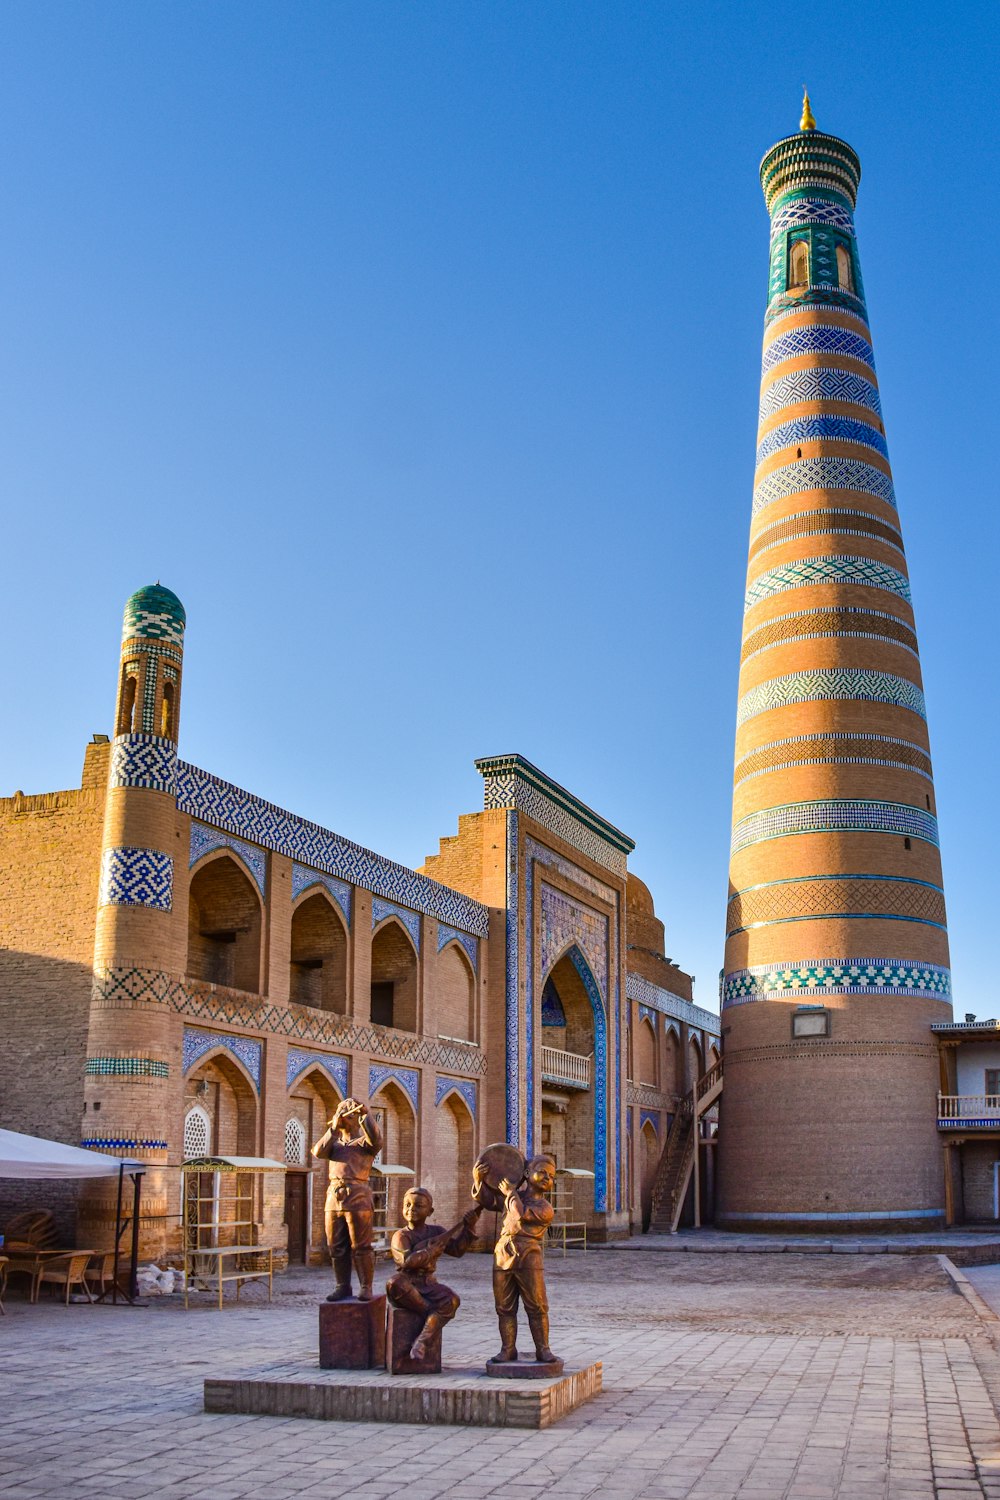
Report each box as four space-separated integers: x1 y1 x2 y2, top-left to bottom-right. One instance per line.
648 1058 723 1234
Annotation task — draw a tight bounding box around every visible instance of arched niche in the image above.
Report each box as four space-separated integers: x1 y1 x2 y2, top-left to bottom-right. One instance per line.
290 890 348 1013
187 852 263 994
541 945 607 1212
183 1048 258 1157
640 1119 660 1233
371 1078 417 1228
432 1089 475 1224
287 1064 343 1263
664 1025 681 1096
636 1015 658 1088
434 941 475 1041
370 919 418 1032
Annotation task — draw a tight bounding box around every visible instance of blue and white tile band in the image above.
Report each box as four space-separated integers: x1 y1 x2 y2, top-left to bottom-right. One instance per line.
753 457 896 517
744 555 911 612
737 669 925 727
99 847 173 912
759 368 881 424
731 799 939 854
721 958 951 1008
757 416 888 468
762 324 873 375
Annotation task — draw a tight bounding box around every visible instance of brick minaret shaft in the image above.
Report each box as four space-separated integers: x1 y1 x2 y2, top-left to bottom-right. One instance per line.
717 97 952 1231
80 585 187 1255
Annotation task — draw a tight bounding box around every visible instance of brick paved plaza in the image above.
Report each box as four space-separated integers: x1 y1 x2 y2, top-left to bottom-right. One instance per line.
5 1248 1000 1499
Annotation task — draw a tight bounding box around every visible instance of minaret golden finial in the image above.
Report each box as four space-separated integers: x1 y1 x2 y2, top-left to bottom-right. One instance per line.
800 87 816 131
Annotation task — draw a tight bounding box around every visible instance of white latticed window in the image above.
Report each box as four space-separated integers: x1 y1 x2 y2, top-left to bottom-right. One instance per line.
284 1117 306 1165
183 1105 210 1160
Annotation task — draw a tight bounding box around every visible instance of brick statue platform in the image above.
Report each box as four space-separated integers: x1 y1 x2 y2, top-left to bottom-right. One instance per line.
204 1360 602 1429
318 1296 386 1370
386 1304 442 1375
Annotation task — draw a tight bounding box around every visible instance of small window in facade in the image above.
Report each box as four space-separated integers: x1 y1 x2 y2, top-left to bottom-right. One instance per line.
183 1104 211 1160
791 1007 830 1039
986 1070 1000 1099
836 243 854 291
788 239 810 289
284 1117 307 1165
161 681 175 737
371 981 394 1026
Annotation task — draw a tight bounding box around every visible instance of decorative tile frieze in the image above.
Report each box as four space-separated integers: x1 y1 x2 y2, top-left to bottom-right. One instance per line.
637 1003 658 1027
93 966 489 1076
625 972 721 1038
762 323 870 375
477 753 632 876
756 415 887 468
109 732 178 792
182 1027 263 1090
437 924 477 972
98 847 173 912
722 958 952 1008
737 668 925 727
726 875 948 936
291 864 352 927
540 883 608 1001
504 810 520 1141
759 367 881 423
435 1076 477 1117
189 821 267 898
626 1081 679 1109
175 761 488 938
371 897 421 952
753 456 896 517
639 1109 662 1135
80 1136 168 1151
768 198 856 237
731 799 939 855
369 1063 419 1110
85 1057 169 1078
749 510 903 563
741 607 918 664
287 1048 349 1095
745 554 911 612
733 731 933 786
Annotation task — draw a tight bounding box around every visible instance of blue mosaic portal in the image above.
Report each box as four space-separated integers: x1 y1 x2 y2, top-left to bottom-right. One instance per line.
371 897 421 953
566 946 608 1214
731 799 939 855
182 1027 263 1091
287 1048 348 1095
756 416 888 468
189 822 267 898
737 669 926 727
722 958 952 1008
175 762 488 938
435 1076 477 1117
437 924 478 972
504 811 520 1143
98 847 173 912
291 864 352 927
369 1063 419 1110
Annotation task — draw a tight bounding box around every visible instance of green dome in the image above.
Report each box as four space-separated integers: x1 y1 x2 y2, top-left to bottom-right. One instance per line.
122 583 186 643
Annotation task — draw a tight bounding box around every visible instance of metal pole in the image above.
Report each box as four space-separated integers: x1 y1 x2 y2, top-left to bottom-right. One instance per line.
129 1172 143 1302
112 1163 124 1305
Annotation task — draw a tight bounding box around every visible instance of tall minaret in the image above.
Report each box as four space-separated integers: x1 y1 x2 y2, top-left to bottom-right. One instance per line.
717 97 952 1231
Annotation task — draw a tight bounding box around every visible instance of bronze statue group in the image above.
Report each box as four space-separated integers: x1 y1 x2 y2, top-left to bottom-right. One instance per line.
312 1097 561 1370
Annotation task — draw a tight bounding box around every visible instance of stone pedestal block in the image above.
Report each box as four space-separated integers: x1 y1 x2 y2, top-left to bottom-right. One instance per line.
318 1296 386 1370
485 1356 564 1380
386 1304 443 1375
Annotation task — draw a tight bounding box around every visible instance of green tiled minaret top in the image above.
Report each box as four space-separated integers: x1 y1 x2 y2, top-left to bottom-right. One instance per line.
122 583 186 645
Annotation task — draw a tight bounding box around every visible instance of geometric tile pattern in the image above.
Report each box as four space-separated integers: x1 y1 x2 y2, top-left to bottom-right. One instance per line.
80 1136 169 1151
722 958 952 1009
85 1056 170 1078
726 875 948 936
181 1026 263 1090
756 416 888 467
625 972 721 1037
437 924 478 973
175 761 488 938
764 286 868 328
134 643 181 734
769 199 856 237
749 510 903 562
540 882 608 1001
122 584 186 645
291 864 352 927
744 555 911 611
93 965 489 1076
565 945 608 1214
369 1063 419 1111
541 978 567 1026
98 847 173 911
733 731 934 786
189 821 267 898
761 322 871 375
759 368 881 422
371 897 421 953
435 1075 477 1117
637 1003 658 1028
481 770 629 876
286 1048 349 1095
731 799 939 855
524 837 618 906
109 732 178 792
639 1109 662 1135
737 668 926 727
504 810 520 1141
741 607 919 664
752 456 896 517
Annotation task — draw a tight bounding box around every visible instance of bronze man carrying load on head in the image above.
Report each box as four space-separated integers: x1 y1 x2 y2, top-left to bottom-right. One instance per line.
473 1144 561 1369
311 1097 382 1302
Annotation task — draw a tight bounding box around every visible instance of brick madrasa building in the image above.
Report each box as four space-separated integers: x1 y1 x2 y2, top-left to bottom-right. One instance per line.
0 581 719 1256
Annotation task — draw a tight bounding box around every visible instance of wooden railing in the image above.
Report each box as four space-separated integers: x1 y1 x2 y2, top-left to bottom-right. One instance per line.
540 1046 591 1088
938 1094 1000 1122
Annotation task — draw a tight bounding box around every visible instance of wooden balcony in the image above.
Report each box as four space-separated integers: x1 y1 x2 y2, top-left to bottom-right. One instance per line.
938 1094 1000 1128
540 1046 591 1090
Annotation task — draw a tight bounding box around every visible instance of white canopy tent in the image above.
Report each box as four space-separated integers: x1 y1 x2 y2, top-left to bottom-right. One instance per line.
0 1128 145 1303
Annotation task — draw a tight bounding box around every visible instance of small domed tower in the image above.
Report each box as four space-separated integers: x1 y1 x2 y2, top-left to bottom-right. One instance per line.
81 585 187 1254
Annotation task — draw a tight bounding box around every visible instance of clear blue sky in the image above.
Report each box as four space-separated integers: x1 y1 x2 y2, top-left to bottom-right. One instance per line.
2 2 997 1013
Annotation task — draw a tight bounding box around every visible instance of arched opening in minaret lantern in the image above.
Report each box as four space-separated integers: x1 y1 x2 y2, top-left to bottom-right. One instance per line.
788 238 810 288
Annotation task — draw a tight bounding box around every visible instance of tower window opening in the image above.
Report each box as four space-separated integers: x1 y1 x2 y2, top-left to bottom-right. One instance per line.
904 837 912 850
926 794 931 810
117 671 138 735
788 239 810 289
161 681 175 738
836 243 855 292
797 447 802 458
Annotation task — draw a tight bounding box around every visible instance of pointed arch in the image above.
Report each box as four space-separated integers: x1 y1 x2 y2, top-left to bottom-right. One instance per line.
183 1048 258 1157
432 1087 475 1223
370 1077 417 1227
541 944 607 1213
636 1013 658 1088
370 917 419 1032
640 1118 659 1233
435 938 475 1041
290 888 348 1013
788 238 810 288
187 851 263 993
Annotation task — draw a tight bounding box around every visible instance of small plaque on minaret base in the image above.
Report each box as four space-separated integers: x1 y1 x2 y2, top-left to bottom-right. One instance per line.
318 1297 386 1370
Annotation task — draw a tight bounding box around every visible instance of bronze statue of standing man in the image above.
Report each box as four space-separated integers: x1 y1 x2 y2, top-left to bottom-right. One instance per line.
311 1097 382 1302
476 1150 561 1370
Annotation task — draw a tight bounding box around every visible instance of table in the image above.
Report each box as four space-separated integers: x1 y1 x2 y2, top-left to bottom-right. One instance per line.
183 1245 275 1310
